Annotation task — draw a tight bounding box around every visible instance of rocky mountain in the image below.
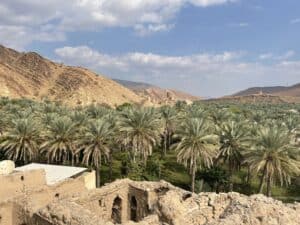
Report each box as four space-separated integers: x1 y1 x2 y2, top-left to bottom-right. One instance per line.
233 83 300 98
204 94 289 104
204 82 300 104
114 79 200 105
0 45 144 107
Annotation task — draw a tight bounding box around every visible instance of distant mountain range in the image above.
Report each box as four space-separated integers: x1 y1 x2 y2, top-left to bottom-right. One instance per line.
113 79 200 105
232 83 300 97
205 83 300 104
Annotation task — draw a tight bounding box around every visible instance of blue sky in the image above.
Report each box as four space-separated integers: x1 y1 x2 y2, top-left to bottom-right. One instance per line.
1 0 300 97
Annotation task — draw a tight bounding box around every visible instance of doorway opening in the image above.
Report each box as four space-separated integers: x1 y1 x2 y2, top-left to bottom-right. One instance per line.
130 196 138 222
111 196 122 224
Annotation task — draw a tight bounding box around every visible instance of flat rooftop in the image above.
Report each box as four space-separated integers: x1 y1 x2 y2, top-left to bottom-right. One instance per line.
14 163 88 185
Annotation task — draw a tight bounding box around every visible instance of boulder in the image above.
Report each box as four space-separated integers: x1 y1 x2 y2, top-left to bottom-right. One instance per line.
0 160 15 175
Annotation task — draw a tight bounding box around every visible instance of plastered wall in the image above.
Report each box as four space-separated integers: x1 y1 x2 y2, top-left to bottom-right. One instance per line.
0 169 46 202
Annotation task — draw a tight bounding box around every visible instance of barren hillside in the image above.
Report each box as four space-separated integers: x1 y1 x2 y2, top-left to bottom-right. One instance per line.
233 83 300 98
204 93 300 104
0 45 144 107
114 79 200 105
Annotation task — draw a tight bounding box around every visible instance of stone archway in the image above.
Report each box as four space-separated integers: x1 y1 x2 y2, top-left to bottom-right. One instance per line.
111 196 122 224
130 196 138 222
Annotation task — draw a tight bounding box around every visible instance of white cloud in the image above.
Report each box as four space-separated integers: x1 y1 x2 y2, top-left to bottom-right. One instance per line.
54 46 300 97
0 0 236 49
277 50 295 60
259 53 273 60
0 25 65 50
188 0 236 7
228 22 249 28
134 23 175 36
259 50 295 61
290 18 300 24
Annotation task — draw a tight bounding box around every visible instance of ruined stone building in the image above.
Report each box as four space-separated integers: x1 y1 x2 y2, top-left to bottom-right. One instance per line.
1 160 300 225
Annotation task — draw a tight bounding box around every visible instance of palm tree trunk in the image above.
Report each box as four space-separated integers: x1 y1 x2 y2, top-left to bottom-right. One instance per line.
75 154 79 164
191 164 196 193
71 154 75 166
246 165 251 184
259 163 268 194
266 175 272 197
96 165 101 187
199 179 204 192
109 151 113 182
163 132 167 156
168 131 172 151
228 161 234 192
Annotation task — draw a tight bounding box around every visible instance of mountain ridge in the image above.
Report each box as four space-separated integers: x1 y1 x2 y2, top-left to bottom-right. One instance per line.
113 79 200 104
0 44 200 106
205 82 300 104
0 44 145 106
232 83 300 97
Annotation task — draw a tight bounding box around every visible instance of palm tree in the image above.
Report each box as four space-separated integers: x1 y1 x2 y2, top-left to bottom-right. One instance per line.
0 118 40 164
86 105 110 119
117 107 161 164
77 119 113 187
216 121 252 190
185 105 207 120
210 108 230 126
283 116 300 144
41 112 59 127
40 117 77 165
0 112 8 136
103 110 118 182
160 106 177 156
216 121 251 189
175 118 218 192
244 126 300 196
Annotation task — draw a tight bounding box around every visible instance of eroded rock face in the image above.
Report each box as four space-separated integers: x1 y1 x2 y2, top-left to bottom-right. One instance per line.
38 201 110 225
156 191 300 225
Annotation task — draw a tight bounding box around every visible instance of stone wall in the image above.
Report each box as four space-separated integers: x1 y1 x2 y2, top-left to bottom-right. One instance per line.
12 179 300 225
0 169 46 201
0 167 96 225
80 171 96 190
69 179 154 224
128 185 149 222
0 202 26 225
0 202 14 225
75 180 130 223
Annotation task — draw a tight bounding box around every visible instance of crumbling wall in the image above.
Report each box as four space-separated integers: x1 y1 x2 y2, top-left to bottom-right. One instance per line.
0 202 26 225
0 169 46 201
128 185 149 222
75 181 130 223
0 169 94 225
8 179 300 225
36 200 110 225
0 202 14 225
14 175 90 216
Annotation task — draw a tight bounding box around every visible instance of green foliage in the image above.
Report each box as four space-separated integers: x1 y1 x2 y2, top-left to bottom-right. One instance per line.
0 118 40 164
117 107 162 163
196 166 230 192
116 102 133 111
0 98 300 200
